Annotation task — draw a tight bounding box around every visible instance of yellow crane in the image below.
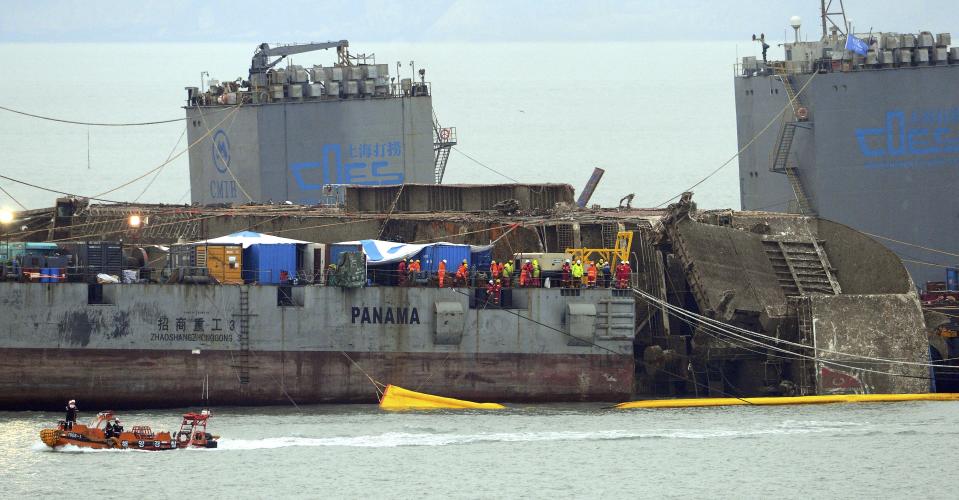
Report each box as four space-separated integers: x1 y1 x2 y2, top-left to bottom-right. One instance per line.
565 230 633 267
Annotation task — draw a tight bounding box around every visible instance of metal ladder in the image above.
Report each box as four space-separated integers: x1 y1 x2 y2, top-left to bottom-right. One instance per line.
762 239 841 296
769 68 816 216
237 287 251 384
432 111 457 184
777 70 802 115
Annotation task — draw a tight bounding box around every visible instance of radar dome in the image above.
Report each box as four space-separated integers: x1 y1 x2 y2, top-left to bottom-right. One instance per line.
789 16 802 29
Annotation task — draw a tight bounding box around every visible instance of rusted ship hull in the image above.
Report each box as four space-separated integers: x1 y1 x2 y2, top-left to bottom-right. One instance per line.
0 349 633 409
0 282 636 409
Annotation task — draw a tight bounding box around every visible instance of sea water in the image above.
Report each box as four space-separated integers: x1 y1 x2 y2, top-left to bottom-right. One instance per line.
1 402 955 498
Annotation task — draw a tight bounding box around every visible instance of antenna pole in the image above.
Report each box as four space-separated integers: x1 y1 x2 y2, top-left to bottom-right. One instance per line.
821 0 827 39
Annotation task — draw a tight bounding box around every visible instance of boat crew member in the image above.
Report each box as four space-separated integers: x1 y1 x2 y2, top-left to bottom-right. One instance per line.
561 259 571 288
113 418 123 435
600 259 611 288
65 400 78 430
502 260 513 288
531 259 541 287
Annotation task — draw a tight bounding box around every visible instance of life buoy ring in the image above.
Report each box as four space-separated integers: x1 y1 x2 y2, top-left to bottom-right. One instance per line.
178 433 189 443
440 128 450 141
796 107 809 121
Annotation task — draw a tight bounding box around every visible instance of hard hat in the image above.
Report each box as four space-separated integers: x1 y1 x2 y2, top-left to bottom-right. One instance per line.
442 259 447 263
565 259 570 263
495 279 501 283
68 399 75 404
462 259 467 263
489 280 494 284
576 260 581 264
525 259 530 263
492 260 496 263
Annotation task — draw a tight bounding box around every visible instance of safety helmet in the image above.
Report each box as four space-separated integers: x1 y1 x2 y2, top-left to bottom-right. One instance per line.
576 260 581 264
442 259 447 263
489 280 494 284
492 260 496 264
565 259 570 263
115 419 121 424
462 259 467 263
496 279 501 283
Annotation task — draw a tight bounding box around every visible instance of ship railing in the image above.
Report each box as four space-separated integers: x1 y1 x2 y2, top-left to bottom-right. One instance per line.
197 81 433 107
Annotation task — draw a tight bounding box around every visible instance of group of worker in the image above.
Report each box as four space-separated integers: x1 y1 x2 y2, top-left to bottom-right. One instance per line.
488 259 541 288
104 418 124 438
396 258 424 286
323 255 633 290
560 258 633 289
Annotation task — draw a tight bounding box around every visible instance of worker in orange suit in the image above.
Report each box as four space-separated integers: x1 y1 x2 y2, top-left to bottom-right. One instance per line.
586 261 598 288
455 259 468 287
437 259 447 288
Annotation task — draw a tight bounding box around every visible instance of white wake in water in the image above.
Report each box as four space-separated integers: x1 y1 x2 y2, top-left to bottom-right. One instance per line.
218 422 867 450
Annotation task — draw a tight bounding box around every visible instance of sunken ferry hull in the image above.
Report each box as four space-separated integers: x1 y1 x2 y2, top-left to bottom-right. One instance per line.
0 283 634 410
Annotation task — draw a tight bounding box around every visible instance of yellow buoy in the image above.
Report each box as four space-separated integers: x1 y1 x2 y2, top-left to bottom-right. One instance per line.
379 385 506 411
614 393 959 409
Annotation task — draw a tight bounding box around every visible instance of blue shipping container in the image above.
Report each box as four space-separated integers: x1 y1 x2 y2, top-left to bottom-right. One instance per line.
470 248 492 270
416 244 471 273
947 267 959 291
329 243 362 268
244 244 297 284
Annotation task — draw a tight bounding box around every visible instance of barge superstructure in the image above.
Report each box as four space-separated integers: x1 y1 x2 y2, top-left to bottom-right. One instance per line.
735 3 959 286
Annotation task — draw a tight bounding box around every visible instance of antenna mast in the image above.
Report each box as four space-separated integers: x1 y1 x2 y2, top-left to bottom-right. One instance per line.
820 0 848 39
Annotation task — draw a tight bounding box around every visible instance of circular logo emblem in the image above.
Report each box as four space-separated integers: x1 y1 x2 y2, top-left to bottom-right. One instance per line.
212 130 231 174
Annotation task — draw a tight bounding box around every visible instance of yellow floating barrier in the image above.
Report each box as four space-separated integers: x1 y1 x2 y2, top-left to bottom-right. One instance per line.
379 384 506 411
614 393 959 409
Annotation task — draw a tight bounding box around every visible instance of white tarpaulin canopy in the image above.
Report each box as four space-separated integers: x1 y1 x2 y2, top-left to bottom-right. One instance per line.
334 239 493 265
192 231 310 248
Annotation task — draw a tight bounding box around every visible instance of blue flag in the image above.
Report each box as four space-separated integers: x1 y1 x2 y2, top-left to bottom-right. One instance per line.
845 34 869 55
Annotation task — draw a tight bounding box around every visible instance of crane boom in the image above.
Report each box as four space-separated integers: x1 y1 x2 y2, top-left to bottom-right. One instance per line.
250 40 350 78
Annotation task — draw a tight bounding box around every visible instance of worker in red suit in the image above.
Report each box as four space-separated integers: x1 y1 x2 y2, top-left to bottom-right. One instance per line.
397 258 407 286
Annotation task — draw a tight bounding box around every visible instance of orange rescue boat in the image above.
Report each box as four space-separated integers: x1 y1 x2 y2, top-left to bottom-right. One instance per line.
40 410 218 451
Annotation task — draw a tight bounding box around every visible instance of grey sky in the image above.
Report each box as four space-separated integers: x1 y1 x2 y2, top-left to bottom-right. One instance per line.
2 1 957 43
